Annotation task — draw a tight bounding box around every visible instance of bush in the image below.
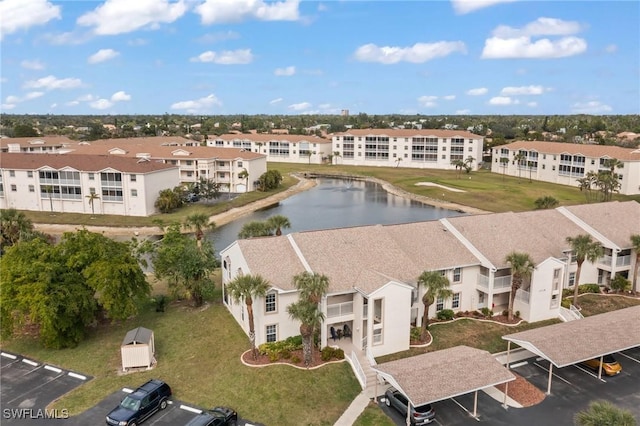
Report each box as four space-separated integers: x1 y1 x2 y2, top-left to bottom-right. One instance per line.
290 355 301 364
610 275 631 293
515 311 520 318
579 284 601 294
436 309 455 321
480 307 493 318
258 335 303 362
154 295 166 312
561 299 571 308
562 289 573 298
410 327 422 341
321 346 345 362
502 310 509 317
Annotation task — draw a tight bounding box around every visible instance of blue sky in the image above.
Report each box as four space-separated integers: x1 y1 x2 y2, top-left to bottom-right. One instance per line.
1 0 638 116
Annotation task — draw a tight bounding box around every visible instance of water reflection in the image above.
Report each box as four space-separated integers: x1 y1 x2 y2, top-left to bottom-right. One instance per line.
208 178 465 254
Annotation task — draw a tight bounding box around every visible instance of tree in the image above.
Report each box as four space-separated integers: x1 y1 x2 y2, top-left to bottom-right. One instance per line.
225 274 270 359
500 157 509 181
0 208 34 248
566 235 604 307
534 196 559 210
332 151 341 165
155 188 182 213
257 170 283 191
86 192 100 216
42 185 55 213
238 221 273 239
13 124 39 137
464 155 474 173
577 171 599 203
574 400 636 426
293 271 330 305
416 270 452 337
266 215 291 236
184 213 214 250
238 168 249 193
289 272 329 366
631 234 640 293
514 152 526 180
197 177 221 201
505 251 535 321
451 159 465 178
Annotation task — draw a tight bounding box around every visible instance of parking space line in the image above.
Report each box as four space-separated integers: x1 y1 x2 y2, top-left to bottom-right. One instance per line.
122 387 134 393
572 364 606 382
1 352 17 360
450 397 480 422
67 372 87 380
6 372 66 405
179 404 202 414
533 362 573 386
510 361 528 368
618 352 640 365
44 365 62 373
22 358 38 367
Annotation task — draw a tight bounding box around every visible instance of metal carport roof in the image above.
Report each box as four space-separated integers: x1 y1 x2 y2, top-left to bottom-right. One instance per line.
372 345 515 422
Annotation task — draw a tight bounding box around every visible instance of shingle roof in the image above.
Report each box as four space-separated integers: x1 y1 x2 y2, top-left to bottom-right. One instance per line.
0 153 178 174
374 346 515 406
562 201 640 248
498 141 640 161
503 305 640 367
211 133 332 144
334 129 482 139
122 327 153 346
0 136 74 148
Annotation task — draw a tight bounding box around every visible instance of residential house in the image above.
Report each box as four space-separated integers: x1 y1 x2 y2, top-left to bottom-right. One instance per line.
220 201 639 357
490 141 640 195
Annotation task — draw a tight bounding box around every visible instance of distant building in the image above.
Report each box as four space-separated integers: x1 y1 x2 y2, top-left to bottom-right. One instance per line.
341 109 349 117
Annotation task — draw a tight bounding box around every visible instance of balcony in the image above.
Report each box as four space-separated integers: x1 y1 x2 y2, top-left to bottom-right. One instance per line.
616 255 631 267
599 255 612 266
327 301 353 319
477 274 512 290
515 289 530 304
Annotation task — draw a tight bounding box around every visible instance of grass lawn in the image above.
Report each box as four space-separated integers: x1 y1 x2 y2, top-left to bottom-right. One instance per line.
0 287 361 426
353 402 396 426
577 293 640 317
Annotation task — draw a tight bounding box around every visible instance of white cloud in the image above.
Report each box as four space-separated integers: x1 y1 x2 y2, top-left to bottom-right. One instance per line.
196 30 240 43
571 101 612 114
171 94 222 112
269 97 283 105
418 95 438 107
450 0 516 14
466 87 488 96
76 94 96 102
128 38 148 46
42 31 91 45
0 0 61 40
50 103 57 109
483 18 587 59
65 100 79 106
488 96 519 105
527 101 538 107
0 77 7 83
88 48 120 64
274 66 296 76
111 91 131 102
77 0 187 35
21 59 45 70
492 17 583 38
482 36 587 59
354 41 466 64
288 102 311 111
5 95 20 103
443 95 456 100
24 91 44 100
605 44 618 53
190 49 253 64
500 85 546 95
455 109 471 114
195 0 300 25
24 75 83 90
1 103 16 110
90 99 113 110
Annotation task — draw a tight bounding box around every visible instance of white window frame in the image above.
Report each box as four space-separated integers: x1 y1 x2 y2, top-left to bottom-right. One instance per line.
452 293 460 309
265 324 277 343
453 267 462 283
436 296 444 311
265 292 277 314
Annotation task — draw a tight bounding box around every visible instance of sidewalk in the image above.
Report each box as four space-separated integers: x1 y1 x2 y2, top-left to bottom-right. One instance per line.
334 391 372 426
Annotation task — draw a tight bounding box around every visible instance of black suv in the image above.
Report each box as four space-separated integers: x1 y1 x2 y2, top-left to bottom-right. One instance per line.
185 406 238 426
106 379 172 426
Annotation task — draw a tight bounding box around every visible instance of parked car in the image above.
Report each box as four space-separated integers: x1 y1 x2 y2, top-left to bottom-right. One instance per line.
384 387 435 425
185 406 238 426
581 354 622 376
106 379 172 426
186 193 200 203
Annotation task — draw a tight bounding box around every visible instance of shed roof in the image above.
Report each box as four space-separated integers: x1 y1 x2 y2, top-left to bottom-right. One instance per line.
122 327 153 346
503 305 640 367
373 346 515 407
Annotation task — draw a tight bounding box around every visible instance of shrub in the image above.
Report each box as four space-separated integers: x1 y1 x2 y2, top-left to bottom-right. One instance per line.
436 309 455 321
579 284 601 294
610 275 631 293
515 311 520 318
562 289 573 298
290 355 301 364
258 335 303 361
321 346 345 361
502 310 509 317
561 299 571 308
410 327 422 341
480 307 492 318
154 295 166 312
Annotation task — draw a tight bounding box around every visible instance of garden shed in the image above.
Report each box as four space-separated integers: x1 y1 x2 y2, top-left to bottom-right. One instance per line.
121 327 155 371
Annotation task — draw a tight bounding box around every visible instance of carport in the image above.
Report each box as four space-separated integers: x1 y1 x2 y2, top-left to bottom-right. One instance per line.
503 305 640 394
372 345 515 425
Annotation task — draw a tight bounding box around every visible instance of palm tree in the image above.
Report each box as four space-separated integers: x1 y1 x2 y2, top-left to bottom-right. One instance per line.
266 215 291 236
505 251 535 321
514 152 526 180
332 151 341 165
566 235 604 307
574 400 636 426
238 221 272 239
293 271 329 305
464 155 474 173
0 208 33 247
42 185 54 212
238 168 249 193
225 274 270 360
451 159 464 178
534 196 559 209
500 157 509 181
630 234 640 293
184 213 214 250
287 300 325 367
86 192 100 216
416 270 452 337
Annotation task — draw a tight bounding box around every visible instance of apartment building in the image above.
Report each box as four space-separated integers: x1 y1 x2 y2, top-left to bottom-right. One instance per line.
207 133 333 165
331 129 484 170
0 153 179 216
0 136 74 153
220 201 639 357
490 141 640 195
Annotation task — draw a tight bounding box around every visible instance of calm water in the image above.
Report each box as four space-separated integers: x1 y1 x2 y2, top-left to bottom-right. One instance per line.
208 178 465 253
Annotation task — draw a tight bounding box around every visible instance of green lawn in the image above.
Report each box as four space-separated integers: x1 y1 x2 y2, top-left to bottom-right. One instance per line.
577 293 640 316
353 402 396 426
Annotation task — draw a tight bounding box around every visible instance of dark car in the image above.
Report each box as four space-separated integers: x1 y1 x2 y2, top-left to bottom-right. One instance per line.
106 379 172 426
185 406 238 426
186 193 200 203
384 387 435 425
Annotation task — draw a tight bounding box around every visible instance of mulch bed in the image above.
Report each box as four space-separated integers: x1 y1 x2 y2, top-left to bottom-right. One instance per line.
495 372 546 407
241 348 329 369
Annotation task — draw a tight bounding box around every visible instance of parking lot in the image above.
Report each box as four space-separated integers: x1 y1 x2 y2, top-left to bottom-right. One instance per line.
1 352 262 426
378 347 640 425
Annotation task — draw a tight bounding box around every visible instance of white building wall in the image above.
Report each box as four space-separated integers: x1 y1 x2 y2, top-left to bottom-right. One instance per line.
520 258 564 322
367 282 412 358
207 137 332 165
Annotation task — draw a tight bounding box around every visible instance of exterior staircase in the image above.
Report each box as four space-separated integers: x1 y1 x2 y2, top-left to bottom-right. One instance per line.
347 347 384 399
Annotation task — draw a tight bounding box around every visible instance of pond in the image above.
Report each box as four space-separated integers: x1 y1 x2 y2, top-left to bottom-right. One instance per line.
208 177 466 254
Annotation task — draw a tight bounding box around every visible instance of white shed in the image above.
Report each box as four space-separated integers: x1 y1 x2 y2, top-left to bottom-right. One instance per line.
121 327 155 371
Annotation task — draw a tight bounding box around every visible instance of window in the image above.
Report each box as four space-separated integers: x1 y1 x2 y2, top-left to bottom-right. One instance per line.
453 267 462 283
89 173 94 180
373 328 383 344
452 293 460 309
28 185 35 192
265 325 277 343
468 147 473 152
265 293 276 313
436 296 444 311
130 174 137 182
9 170 15 177
11 184 17 192
27 171 33 178
89 187 96 194
131 189 138 197
237 161 243 167
186 160 193 166
569 272 576 287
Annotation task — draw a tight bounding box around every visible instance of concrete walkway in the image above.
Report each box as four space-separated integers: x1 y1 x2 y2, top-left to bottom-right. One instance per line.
334 391 372 426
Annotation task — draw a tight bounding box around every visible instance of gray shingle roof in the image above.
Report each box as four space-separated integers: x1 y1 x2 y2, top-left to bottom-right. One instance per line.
562 201 640 248
122 327 153 346
374 346 515 406
503 305 640 367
